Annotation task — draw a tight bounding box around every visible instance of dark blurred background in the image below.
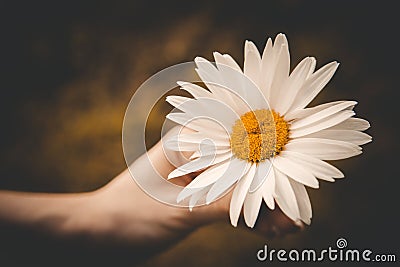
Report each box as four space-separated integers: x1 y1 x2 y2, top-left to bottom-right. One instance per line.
0 0 398 266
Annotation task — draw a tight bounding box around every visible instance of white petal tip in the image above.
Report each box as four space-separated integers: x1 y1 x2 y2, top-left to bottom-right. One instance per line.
194 56 207 63
311 182 320 189
334 173 345 179
167 172 181 179
177 192 189 203
247 224 255 229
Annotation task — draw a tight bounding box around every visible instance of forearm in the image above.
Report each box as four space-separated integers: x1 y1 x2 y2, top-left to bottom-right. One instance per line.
0 190 95 237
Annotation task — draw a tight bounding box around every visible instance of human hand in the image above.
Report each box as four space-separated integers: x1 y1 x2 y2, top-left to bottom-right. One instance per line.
90 128 303 253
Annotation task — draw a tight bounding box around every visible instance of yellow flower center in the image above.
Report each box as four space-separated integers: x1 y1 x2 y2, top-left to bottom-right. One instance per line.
230 109 289 163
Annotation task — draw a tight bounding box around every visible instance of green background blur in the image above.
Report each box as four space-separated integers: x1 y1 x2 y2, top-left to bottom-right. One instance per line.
0 0 398 266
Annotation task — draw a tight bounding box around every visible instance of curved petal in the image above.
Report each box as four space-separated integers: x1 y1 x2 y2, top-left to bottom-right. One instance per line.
272 155 319 188
206 159 250 204
262 165 276 209
302 129 372 146
243 185 263 228
274 167 300 221
289 61 339 111
167 97 240 131
328 117 371 131
177 81 213 99
289 110 355 138
188 186 211 211
171 132 229 146
184 161 231 189
190 148 231 159
289 179 312 225
259 37 274 99
285 100 355 121
249 159 272 193
213 52 242 72
166 113 227 134
244 40 262 87
290 101 357 130
285 138 362 160
277 57 316 115
168 152 232 179
164 135 229 152
196 56 266 112
268 43 290 109
230 164 257 226
280 150 344 182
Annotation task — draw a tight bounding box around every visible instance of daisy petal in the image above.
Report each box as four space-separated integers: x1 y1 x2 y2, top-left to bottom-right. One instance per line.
213 52 242 72
195 57 223 88
190 148 231 159
243 188 263 228
184 161 231 189
177 161 230 202
166 113 227 134
281 150 344 181
274 33 289 50
277 57 316 115
262 166 275 209
195 56 250 113
168 98 240 130
196 57 250 115
244 40 262 86
302 129 372 145
189 186 210 211
269 43 290 109
290 101 357 130
230 164 257 226
177 81 213 99
285 100 355 121
214 61 268 111
289 179 312 225
206 160 250 204
164 139 199 151
177 186 207 203
165 135 229 152
272 155 319 188
171 132 229 146
274 168 300 221
289 61 339 111
328 117 371 131
285 138 362 160
166 95 192 108
306 57 317 78
289 110 355 138
168 152 232 179
249 159 272 193
259 38 274 98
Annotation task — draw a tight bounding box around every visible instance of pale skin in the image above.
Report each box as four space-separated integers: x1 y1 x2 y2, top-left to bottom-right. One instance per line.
0 137 302 264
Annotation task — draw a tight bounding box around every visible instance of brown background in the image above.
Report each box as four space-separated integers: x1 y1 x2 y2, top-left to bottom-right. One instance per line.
0 0 398 266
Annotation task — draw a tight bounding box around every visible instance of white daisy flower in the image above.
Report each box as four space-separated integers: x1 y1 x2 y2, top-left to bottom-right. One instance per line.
165 33 371 227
